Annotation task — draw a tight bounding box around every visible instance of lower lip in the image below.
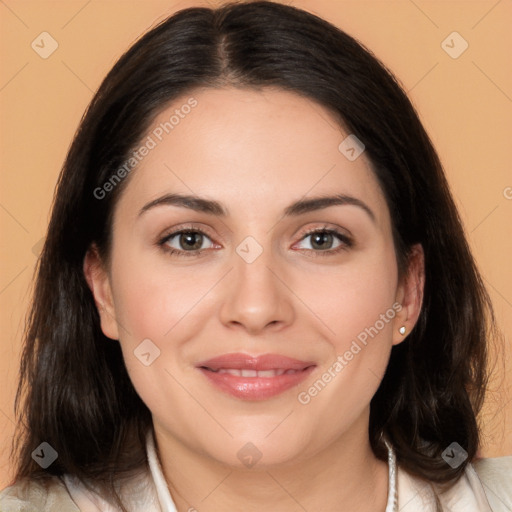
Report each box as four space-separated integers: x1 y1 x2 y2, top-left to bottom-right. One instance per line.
197 366 316 400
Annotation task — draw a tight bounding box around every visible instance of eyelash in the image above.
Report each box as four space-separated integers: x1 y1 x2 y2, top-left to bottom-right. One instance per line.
157 224 353 258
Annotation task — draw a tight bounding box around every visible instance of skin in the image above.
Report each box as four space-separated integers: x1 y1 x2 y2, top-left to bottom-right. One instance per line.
84 87 424 512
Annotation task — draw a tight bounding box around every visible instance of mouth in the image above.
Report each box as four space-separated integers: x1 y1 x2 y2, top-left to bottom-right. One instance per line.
196 353 316 400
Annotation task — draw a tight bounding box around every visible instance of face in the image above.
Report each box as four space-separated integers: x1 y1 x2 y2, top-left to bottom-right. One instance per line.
85 87 423 468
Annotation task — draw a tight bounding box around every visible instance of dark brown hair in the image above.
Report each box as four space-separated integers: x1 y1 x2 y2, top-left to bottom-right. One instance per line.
11 0 500 508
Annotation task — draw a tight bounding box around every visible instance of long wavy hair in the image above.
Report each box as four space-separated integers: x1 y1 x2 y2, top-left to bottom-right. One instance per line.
11 1 501 509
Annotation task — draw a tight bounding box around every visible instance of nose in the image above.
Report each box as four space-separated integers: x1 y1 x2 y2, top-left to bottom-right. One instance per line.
219 244 295 335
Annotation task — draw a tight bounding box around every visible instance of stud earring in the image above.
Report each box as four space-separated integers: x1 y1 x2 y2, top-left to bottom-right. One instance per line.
399 326 406 335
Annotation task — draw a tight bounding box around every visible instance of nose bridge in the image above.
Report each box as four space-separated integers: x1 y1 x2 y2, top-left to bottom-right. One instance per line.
219 233 293 332
233 233 281 302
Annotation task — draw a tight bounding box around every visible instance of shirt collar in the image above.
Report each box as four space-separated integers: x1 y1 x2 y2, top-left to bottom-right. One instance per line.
147 430 178 512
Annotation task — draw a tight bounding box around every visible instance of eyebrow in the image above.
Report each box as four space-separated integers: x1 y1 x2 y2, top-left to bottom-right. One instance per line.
138 193 376 222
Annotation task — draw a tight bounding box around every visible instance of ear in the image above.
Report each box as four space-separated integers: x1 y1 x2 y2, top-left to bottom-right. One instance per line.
83 245 120 340
392 243 425 346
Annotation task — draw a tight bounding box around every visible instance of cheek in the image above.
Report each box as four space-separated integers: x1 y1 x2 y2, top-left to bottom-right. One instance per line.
294 248 399 421
109 248 210 344
109 256 205 427
303 248 399 348
108 250 219 398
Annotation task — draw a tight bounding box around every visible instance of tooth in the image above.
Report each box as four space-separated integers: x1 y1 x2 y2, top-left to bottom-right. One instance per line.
211 368 301 377
258 370 277 377
217 369 242 376
241 369 258 377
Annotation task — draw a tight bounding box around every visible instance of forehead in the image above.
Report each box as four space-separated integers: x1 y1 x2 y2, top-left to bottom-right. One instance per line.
114 86 389 227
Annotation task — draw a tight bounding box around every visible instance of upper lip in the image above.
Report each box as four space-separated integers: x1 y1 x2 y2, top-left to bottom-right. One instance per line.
197 353 316 371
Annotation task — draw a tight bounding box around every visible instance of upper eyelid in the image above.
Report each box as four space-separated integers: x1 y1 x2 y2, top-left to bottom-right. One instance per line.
160 224 217 242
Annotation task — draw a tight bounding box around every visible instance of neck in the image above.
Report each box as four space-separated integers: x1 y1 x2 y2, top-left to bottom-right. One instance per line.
153 414 389 512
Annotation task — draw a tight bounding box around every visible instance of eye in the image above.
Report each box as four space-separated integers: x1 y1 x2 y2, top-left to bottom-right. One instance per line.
158 227 216 257
293 226 353 257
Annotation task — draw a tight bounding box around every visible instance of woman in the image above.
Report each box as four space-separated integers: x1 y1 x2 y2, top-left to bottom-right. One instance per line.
1 1 511 511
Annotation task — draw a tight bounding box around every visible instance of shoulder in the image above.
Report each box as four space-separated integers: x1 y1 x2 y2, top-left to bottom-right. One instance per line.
0 468 162 512
472 455 512 511
0 476 80 512
397 455 512 511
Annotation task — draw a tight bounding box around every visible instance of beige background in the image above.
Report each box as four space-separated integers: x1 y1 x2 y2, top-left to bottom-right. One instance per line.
1 0 511 488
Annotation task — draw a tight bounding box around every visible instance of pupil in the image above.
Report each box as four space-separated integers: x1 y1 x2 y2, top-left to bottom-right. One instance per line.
181 232 202 250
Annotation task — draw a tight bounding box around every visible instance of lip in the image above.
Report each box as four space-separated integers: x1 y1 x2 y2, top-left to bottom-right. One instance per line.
196 353 316 400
